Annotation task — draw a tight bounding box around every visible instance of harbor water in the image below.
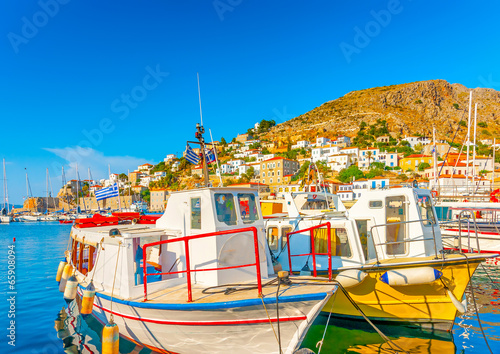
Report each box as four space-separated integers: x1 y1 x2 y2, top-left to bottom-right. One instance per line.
1 222 500 353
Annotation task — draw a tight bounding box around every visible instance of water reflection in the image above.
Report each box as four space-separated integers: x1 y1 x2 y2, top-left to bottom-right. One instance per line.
54 300 155 354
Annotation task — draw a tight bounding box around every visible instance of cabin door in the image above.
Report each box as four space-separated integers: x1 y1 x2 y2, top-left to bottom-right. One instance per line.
385 196 407 255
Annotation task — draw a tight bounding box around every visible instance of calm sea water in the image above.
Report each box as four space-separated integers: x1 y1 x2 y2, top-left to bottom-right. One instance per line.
1 223 499 353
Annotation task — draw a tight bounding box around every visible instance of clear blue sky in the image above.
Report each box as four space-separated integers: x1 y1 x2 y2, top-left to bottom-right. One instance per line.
1 0 500 203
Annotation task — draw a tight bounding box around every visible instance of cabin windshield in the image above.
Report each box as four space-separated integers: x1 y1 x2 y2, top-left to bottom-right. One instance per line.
302 199 328 210
314 226 352 258
237 193 259 224
215 193 237 225
417 194 436 226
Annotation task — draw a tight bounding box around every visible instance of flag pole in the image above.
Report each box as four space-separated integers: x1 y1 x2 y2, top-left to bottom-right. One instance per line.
209 129 223 187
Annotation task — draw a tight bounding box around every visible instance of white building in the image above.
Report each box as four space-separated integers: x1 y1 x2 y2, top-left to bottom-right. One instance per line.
311 144 341 162
315 137 331 147
291 140 310 150
164 154 176 163
402 136 431 149
327 154 351 172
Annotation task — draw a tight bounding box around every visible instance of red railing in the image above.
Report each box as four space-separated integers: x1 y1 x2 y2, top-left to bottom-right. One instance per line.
286 222 332 281
142 227 263 302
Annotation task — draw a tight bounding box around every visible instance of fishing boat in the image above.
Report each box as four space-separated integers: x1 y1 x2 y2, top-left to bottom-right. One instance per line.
265 185 496 331
1 158 12 223
56 124 337 354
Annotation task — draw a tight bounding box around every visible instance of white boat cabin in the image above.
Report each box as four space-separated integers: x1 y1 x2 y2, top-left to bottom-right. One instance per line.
70 187 272 300
266 187 443 274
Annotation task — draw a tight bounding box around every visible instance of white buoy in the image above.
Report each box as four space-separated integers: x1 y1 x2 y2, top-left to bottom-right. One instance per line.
63 275 78 302
380 267 442 286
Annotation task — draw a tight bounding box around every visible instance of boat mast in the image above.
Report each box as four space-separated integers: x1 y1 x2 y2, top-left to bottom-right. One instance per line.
466 91 472 195
76 163 80 213
472 103 478 195
196 73 210 186
3 158 8 213
433 127 438 194
493 138 497 191
46 168 49 214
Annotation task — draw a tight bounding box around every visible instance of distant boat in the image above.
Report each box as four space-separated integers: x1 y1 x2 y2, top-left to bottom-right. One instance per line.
1 158 12 223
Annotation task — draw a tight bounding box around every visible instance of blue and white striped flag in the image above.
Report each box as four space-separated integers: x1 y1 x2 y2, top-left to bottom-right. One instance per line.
95 183 119 201
205 148 216 164
185 144 200 165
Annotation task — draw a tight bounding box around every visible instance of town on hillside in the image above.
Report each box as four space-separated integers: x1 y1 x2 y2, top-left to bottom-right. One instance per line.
19 118 500 213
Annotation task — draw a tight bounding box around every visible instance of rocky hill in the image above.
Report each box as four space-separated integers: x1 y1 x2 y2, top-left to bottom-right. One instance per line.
265 80 500 144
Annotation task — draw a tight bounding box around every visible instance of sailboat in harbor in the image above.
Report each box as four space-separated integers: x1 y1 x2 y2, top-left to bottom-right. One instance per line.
1 158 12 223
18 169 40 222
40 168 58 222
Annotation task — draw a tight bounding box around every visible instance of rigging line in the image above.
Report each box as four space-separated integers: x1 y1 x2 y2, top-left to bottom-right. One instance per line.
336 283 409 354
480 263 500 291
276 276 283 354
437 109 467 179
259 296 280 349
109 242 122 322
316 288 337 354
462 252 493 354
90 238 104 283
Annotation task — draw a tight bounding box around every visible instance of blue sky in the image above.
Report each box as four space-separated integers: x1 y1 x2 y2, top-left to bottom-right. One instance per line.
1 0 500 203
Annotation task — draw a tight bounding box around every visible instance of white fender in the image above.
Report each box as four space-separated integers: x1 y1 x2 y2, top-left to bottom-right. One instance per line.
447 290 467 314
336 269 367 288
380 267 442 286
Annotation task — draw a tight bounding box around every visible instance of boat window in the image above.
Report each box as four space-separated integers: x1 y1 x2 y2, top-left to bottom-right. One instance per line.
237 193 259 224
369 200 383 208
386 196 406 255
314 227 352 258
417 194 437 226
215 193 237 225
281 226 292 250
191 197 201 229
267 227 279 251
133 236 163 285
355 220 369 260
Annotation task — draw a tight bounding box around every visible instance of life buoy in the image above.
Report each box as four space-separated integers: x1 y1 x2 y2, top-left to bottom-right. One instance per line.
431 190 438 198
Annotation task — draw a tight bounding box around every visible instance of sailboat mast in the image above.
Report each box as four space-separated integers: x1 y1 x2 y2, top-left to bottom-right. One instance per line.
473 103 478 193
46 168 49 214
4 159 9 213
3 158 6 211
466 91 472 194
76 163 79 212
433 127 437 193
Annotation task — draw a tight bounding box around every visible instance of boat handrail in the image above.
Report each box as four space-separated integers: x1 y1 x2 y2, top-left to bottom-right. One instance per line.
142 226 263 302
457 210 481 253
285 222 332 281
369 218 440 263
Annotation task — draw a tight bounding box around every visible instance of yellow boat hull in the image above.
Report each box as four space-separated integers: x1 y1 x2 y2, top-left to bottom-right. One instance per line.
324 255 483 331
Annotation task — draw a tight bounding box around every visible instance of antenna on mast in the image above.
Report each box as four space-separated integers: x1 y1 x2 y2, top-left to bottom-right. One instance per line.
197 72 203 127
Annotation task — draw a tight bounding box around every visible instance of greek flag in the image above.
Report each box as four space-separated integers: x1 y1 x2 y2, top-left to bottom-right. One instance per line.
95 183 119 201
185 144 200 165
205 148 216 164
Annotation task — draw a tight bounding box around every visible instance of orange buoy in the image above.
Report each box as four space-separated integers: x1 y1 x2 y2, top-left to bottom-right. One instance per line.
63 275 78 302
80 282 95 317
56 260 67 283
102 320 119 354
59 264 73 292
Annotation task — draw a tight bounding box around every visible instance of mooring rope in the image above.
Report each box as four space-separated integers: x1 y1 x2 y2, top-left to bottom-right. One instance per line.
316 288 337 354
462 253 493 354
109 241 122 322
259 296 281 352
